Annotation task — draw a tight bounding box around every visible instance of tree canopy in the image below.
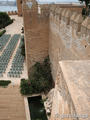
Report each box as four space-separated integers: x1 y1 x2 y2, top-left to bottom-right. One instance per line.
79 0 90 16
79 0 90 7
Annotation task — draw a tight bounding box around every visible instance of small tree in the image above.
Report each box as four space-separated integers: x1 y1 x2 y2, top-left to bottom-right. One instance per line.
79 0 90 16
79 0 89 7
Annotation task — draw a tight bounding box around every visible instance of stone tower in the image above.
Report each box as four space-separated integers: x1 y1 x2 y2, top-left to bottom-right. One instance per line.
17 0 22 16
23 0 49 73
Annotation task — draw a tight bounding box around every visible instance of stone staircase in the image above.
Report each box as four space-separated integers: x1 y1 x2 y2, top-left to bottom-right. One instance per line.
0 85 26 120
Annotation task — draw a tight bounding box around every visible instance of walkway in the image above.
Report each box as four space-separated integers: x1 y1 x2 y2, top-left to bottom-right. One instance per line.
6 15 23 35
0 85 26 120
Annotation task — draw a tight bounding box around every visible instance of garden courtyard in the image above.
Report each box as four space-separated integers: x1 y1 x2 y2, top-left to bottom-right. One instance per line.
0 15 28 84
0 15 27 120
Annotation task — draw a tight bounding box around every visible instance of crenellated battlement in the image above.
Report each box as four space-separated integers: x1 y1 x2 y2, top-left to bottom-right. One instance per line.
49 5 90 83
49 6 90 45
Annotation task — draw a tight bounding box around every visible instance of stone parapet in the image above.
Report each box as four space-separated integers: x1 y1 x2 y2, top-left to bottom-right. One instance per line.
51 60 90 120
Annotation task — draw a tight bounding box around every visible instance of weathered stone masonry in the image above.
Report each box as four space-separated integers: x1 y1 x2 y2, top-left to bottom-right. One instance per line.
17 0 22 16
23 0 49 73
49 6 90 80
17 0 90 119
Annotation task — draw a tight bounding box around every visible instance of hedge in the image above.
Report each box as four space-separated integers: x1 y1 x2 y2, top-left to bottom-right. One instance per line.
0 80 11 87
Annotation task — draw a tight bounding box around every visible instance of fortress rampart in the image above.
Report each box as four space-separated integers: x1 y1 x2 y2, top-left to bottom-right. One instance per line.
49 7 90 119
49 6 90 80
18 1 90 119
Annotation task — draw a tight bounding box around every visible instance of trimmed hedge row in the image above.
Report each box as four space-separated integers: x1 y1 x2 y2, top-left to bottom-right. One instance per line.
0 80 11 87
0 12 13 29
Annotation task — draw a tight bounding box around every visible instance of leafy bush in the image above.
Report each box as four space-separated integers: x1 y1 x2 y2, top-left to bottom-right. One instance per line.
20 56 53 95
82 8 87 16
0 80 11 87
0 12 13 29
0 30 6 37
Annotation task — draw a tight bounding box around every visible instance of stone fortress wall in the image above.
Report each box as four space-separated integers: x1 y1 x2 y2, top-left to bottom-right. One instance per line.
22 1 90 77
18 0 90 119
49 6 90 120
22 0 49 73
49 5 90 80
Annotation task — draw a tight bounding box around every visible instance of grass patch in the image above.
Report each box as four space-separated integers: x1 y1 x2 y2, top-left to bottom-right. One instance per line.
0 80 11 87
0 30 6 37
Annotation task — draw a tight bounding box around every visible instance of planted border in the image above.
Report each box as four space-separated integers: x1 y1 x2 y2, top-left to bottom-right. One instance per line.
0 80 11 87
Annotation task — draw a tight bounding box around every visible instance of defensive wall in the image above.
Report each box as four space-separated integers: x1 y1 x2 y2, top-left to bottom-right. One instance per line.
18 0 90 119
49 5 90 80
23 0 49 73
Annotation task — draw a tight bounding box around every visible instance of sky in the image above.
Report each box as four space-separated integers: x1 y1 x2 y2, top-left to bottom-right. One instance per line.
0 0 80 4
38 0 79 2
0 0 16 1
0 0 79 1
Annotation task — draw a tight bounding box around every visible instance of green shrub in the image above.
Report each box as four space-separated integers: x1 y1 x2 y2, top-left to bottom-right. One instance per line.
0 30 6 37
20 79 33 95
0 12 13 29
20 56 53 95
82 8 87 16
0 80 11 87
